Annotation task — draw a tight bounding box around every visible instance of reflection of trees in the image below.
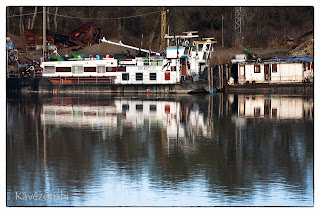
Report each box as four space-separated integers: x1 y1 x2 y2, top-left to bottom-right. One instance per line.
7 93 313 206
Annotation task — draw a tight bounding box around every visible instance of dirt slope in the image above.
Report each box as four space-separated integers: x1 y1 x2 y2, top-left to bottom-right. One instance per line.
288 33 313 57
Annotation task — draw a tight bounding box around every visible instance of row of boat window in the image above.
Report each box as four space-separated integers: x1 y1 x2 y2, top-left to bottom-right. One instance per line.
122 73 160 81
44 66 127 74
241 62 311 74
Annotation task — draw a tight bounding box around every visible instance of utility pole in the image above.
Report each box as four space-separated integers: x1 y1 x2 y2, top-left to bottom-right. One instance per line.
160 7 166 52
43 6 47 60
222 15 224 48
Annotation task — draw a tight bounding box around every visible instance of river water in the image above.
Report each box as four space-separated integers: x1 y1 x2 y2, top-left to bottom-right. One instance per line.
6 93 313 206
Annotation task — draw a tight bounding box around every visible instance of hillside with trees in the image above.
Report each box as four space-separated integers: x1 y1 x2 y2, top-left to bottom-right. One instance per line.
6 6 313 52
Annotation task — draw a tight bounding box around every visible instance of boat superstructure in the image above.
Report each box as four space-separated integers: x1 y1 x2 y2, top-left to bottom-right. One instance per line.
40 31 216 85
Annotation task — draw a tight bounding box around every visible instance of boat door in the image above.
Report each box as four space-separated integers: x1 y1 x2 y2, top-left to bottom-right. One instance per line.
264 64 270 81
181 58 187 76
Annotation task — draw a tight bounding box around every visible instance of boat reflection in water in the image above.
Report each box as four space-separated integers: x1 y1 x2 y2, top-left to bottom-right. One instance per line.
236 94 313 120
7 94 313 206
41 96 210 141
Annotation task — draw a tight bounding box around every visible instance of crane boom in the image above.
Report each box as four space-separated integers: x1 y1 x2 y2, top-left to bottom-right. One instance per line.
100 37 160 55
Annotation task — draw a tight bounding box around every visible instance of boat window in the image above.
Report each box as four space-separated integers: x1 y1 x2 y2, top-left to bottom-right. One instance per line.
203 52 207 60
44 66 56 74
122 104 129 111
150 105 157 111
56 67 71 72
72 66 84 74
106 67 117 72
149 73 157 81
205 44 210 51
136 73 143 81
73 110 83 117
272 64 277 73
192 43 196 51
84 67 96 72
304 63 309 71
122 73 129 81
184 48 189 55
136 104 143 111
198 44 203 51
97 66 105 73
254 65 261 73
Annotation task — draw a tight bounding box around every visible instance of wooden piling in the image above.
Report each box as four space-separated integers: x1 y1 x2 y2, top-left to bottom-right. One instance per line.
208 66 211 92
211 67 214 92
225 64 228 87
228 64 231 81
219 65 223 91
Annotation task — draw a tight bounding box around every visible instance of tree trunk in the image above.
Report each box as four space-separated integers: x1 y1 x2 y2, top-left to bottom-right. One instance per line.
148 15 160 50
19 6 24 36
30 6 37 30
47 7 50 30
54 7 58 31
27 19 31 30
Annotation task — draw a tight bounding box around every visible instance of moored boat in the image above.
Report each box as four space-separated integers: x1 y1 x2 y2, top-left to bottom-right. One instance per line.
40 31 216 93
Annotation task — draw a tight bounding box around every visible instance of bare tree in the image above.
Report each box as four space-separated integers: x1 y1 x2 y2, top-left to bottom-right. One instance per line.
47 7 50 30
19 6 24 36
30 6 37 30
54 7 58 31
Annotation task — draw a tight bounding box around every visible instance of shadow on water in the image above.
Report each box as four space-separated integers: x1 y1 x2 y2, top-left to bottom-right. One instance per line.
6 93 313 206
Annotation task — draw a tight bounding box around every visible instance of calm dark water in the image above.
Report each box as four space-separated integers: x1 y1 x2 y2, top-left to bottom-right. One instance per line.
6 93 313 206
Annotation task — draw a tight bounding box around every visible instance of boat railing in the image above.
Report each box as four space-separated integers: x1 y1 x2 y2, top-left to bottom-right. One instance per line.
267 75 308 83
242 75 309 84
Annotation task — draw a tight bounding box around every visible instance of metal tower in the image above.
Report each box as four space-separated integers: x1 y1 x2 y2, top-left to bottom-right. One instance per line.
235 7 245 46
